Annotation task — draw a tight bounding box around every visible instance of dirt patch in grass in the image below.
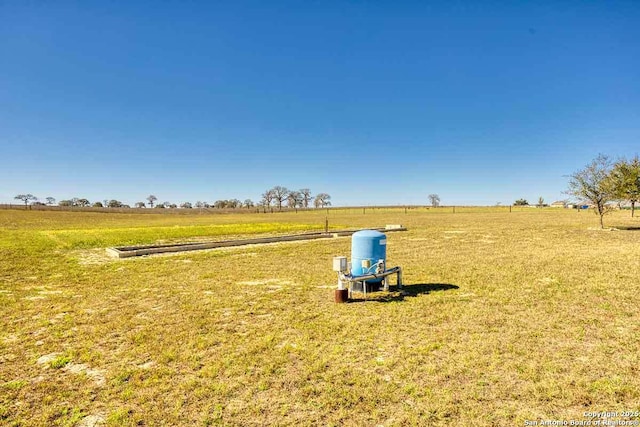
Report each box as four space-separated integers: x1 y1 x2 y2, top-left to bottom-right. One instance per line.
36 353 62 366
76 414 105 427
63 363 106 387
73 248 114 265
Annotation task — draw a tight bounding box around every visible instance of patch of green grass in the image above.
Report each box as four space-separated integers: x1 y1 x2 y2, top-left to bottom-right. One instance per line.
49 355 71 369
112 369 135 386
106 408 133 425
1 380 26 390
0 404 9 420
59 407 85 427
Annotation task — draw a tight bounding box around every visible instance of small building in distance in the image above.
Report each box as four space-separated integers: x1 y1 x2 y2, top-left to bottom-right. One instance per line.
550 201 567 208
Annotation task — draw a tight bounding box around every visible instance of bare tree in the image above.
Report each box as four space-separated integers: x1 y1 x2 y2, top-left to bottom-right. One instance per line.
146 195 157 208
566 154 615 229
195 201 205 208
135 202 146 208
287 191 301 208
314 193 331 208
261 189 274 208
45 197 56 205
299 189 312 208
77 198 90 207
271 186 289 210
428 194 440 207
14 194 37 206
537 197 545 208
609 155 640 217
180 202 193 209
243 199 254 208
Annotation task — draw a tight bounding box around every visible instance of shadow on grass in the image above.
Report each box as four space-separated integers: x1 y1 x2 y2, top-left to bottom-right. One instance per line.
614 225 640 231
348 283 459 303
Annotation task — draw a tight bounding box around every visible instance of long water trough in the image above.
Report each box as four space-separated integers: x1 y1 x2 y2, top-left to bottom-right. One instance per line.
106 225 407 258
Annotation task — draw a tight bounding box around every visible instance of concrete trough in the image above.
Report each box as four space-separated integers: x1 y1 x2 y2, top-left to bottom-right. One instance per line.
106 225 407 258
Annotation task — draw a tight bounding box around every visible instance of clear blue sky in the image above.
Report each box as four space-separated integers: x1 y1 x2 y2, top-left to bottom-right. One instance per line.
1 1 639 206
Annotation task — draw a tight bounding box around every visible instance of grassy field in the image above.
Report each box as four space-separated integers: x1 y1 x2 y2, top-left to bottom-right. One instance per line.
1 207 639 426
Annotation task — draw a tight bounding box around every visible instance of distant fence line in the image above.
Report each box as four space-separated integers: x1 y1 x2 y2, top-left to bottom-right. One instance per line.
0 204 422 214
0 204 336 214
0 204 275 214
0 204 557 215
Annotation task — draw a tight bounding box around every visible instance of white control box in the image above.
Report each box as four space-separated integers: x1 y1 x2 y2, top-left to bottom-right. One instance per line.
333 256 348 272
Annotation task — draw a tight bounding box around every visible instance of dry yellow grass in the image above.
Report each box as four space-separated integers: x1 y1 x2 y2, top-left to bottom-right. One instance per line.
1 208 639 426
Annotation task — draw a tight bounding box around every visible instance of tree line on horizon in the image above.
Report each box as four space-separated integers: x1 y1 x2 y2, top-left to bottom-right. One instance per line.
14 154 638 226
12 186 332 211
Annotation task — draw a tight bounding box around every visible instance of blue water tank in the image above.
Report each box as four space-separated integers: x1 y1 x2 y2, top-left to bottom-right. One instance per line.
351 230 387 284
